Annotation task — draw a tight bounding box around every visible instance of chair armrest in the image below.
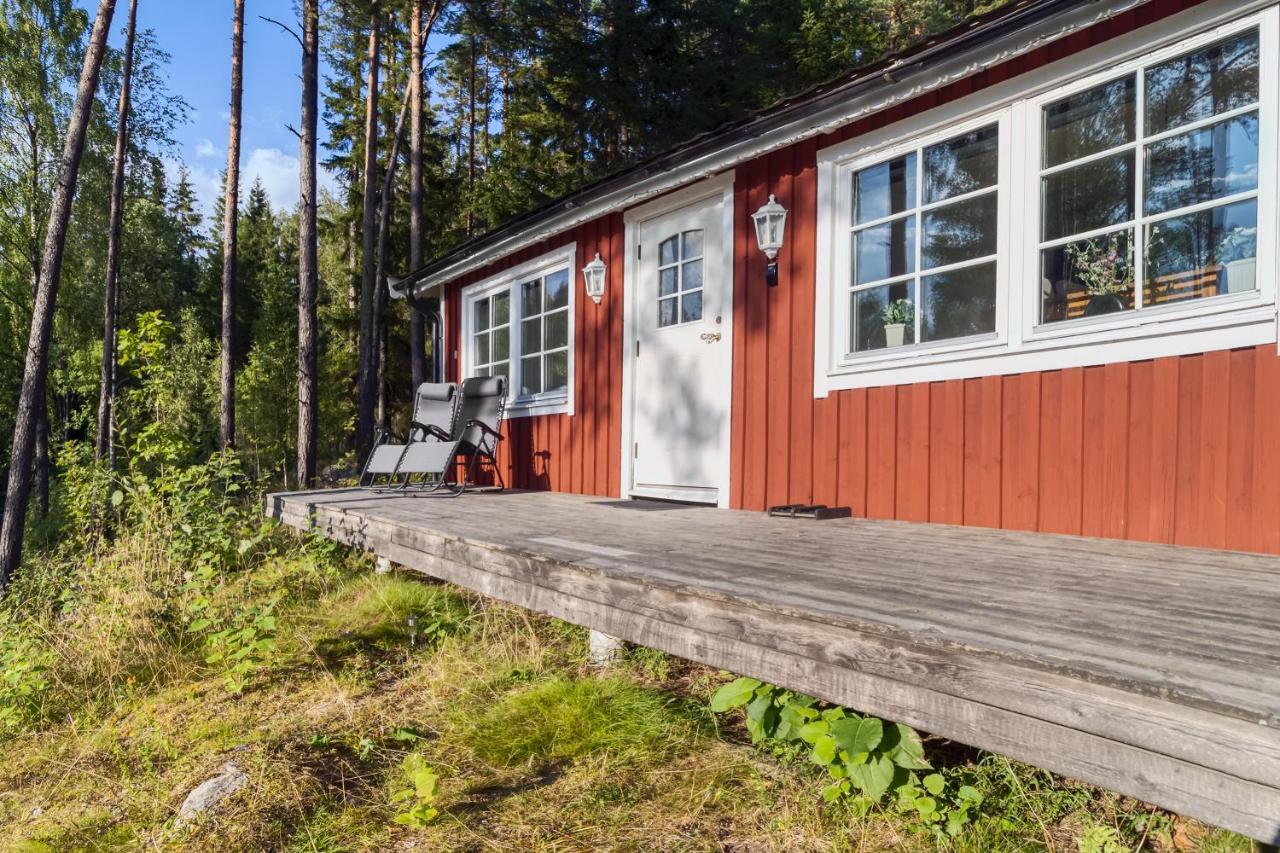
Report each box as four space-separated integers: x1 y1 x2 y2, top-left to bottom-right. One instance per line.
466 419 504 441
410 421 452 442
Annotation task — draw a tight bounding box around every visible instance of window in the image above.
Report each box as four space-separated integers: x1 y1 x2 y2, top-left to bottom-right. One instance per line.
849 124 1000 352
461 244 576 417
658 230 704 327
814 9 1276 396
1039 29 1261 324
518 270 570 396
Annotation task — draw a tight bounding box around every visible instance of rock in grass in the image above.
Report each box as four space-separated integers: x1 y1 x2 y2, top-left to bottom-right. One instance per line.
175 763 248 828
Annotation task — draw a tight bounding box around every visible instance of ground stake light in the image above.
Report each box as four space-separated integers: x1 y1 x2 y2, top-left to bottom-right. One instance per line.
582 252 607 304
752 194 787 287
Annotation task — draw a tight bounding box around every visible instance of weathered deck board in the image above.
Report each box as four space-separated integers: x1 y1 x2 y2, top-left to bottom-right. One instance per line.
267 488 1280 843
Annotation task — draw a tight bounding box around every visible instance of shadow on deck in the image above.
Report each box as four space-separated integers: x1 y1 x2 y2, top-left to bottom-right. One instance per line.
266 487 1280 844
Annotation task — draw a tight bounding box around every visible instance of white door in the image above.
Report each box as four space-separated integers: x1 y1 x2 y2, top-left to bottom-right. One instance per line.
630 193 731 504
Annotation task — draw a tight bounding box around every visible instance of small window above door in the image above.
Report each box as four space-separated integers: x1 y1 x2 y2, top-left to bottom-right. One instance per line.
657 229 705 327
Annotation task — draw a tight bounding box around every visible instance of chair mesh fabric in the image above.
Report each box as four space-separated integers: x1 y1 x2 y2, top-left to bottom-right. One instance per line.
411 382 458 436
456 376 507 449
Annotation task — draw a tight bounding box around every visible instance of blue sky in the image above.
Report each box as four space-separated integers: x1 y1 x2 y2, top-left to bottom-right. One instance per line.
88 0 342 221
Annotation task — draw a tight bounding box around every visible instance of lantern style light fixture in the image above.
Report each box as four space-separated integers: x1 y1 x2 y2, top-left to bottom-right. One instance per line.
752 194 788 287
582 252 607 304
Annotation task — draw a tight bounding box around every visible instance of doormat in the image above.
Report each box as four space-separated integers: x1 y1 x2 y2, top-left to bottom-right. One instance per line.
767 504 852 520
593 499 702 512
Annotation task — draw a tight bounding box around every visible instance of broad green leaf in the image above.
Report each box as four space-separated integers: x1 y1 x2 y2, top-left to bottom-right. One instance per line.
829 715 882 755
797 720 829 744
848 753 895 801
709 677 760 712
886 723 932 770
958 784 982 803
923 773 946 796
811 734 837 766
110 490 124 508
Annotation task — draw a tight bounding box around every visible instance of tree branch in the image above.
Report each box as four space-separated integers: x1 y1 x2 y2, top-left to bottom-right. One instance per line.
259 15 302 48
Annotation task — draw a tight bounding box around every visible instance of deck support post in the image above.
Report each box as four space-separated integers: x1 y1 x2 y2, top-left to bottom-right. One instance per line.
375 555 393 575
588 630 625 668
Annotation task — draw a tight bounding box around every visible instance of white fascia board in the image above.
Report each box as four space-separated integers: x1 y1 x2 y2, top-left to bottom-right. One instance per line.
409 0 1158 300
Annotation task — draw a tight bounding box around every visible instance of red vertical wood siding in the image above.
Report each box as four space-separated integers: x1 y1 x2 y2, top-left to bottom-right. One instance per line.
443 212 625 498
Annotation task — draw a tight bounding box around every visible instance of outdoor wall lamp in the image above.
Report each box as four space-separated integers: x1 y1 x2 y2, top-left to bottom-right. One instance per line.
752 194 787 287
582 252 607 304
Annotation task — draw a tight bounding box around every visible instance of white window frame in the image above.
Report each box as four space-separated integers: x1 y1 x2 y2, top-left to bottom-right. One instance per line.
460 243 577 418
814 3 1280 396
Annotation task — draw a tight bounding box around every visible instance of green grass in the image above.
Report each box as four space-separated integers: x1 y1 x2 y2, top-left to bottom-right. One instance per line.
0 520 1259 852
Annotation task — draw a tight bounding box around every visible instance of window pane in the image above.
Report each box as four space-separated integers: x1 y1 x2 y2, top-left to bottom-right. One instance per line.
474 299 490 332
659 236 679 266
855 153 916 224
851 281 915 352
491 361 509 382
681 290 703 323
1041 150 1134 241
521 278 542 318
492 327 510 362
1043 76 1136 168
1144 112 1259 215
492 292 509 326
521 318 541 355
520 356 541 396
545 351 568 393
545 309 568 349
474 332 490 365
659 267 678 296
682 259 703 291
658 297 678 327
924 124 999 203
854 217 916 285
544 269 569 310
921 262 997 342
1040 229 1135 323
682 230 704 258
1145 30 1260 136
922 193 998 269
1146 198 1257 305
474 366 489 378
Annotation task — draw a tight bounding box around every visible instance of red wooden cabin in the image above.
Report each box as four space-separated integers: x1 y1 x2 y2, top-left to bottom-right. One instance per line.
394 0 1280 556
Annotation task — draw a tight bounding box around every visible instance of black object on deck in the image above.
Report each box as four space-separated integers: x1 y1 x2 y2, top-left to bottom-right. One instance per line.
767 504 852 520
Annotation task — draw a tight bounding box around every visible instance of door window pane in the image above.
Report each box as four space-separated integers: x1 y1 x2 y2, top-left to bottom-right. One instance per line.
924 125 999 203
682 259 703 291
854 217 916 285
682 230 704 258
659 297 678 327
1144 112 1259 215
921 263 997 342
852 281 916 352
1146 198 1257 304
1043 76 1136 168
922 193 998 269
1145 31 1260 135
681 290 703 323
659 267 678 296
659 236 678 265
1040 229 1135 323
1042 151 1135 241
855 154 916 223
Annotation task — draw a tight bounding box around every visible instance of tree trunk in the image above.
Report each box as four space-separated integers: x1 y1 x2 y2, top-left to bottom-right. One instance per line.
356 9 381 454
0 0 118 588
466 32 477 237
96 0 139 463
220 0 245 452
408 0 426 388
296 0 319 488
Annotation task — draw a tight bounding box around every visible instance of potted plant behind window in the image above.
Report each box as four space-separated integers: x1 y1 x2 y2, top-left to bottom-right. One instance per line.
1066 233 1132 316
881 298 913 347
1217 225 1257 294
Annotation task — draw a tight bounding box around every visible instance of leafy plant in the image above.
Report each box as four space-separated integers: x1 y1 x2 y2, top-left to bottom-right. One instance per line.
391 753 441 828
1078 822 1129 853
0 627 54 732
1066 233 1132 296
880 298 914 325
201 597 279 694
710 677 981 837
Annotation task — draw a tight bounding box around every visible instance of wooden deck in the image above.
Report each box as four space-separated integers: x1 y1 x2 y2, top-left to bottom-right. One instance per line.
267 488 1280 843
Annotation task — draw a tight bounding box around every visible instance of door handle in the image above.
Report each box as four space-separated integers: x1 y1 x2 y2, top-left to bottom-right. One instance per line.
700 332 722 343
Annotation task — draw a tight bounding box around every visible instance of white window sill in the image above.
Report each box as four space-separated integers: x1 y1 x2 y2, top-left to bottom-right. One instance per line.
817 303 1277 395
505 392 572 419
